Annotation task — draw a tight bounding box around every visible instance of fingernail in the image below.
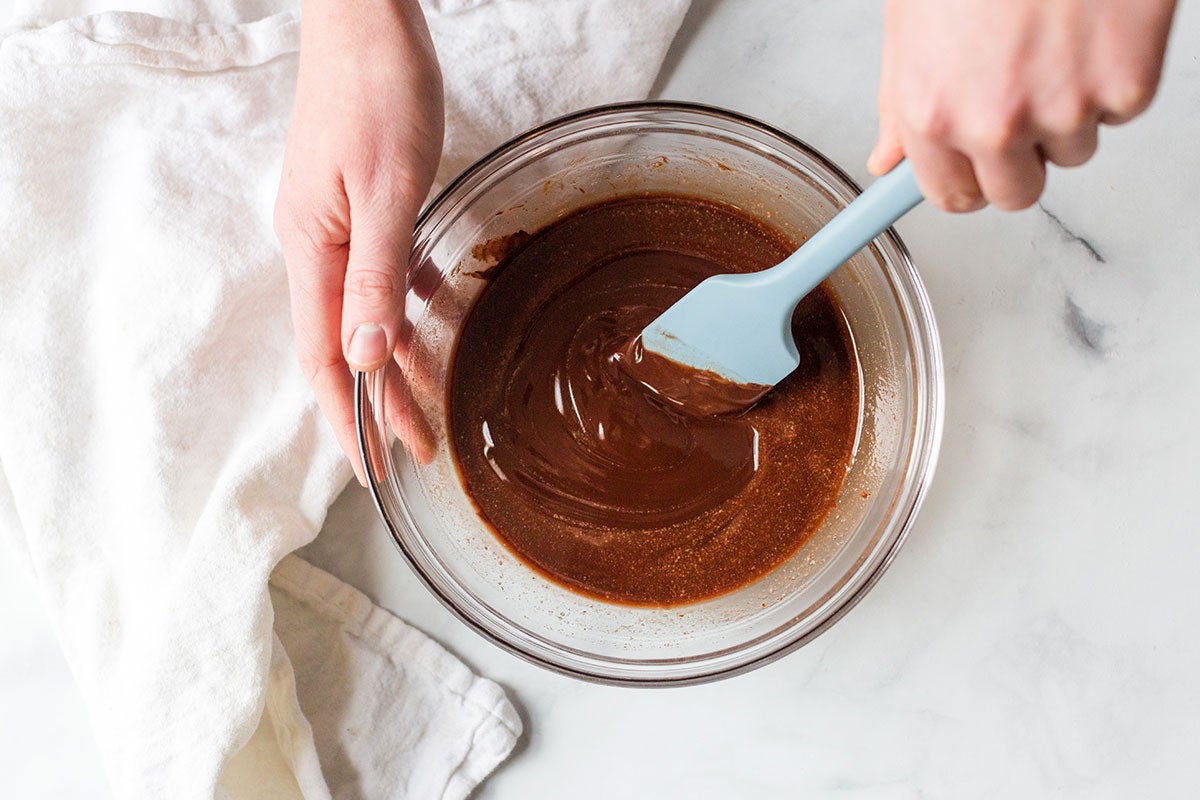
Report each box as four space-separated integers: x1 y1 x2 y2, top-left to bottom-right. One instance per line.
347 324 388 371
946 193 984 214
347 455 367 488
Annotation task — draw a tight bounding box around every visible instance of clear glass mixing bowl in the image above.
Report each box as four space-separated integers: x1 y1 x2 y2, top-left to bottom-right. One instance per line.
356 102 943 686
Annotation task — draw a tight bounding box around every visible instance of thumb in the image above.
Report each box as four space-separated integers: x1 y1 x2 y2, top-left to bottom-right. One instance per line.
341 206 415 372
868 86 905 176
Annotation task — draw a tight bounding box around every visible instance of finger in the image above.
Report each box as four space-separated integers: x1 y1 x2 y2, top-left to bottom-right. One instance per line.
1038 124 1098 168
390 302 417 366
391 264 469 405
969 146 1046 211
341 201 416 373
898 129 986 213
1092 8 1172 127
1033 100 1100 168
869 21 905 176
392 314 446 424
869 91 906 176
1096 81 1157 126
868 112 905 177
283 238 369 487
383 359 437 464
310 348 367 488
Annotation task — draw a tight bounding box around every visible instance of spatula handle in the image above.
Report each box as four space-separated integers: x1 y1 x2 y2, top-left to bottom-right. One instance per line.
763 159 924 299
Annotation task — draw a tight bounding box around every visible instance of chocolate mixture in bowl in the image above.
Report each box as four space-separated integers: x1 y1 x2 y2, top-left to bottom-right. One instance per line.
449 194 861 606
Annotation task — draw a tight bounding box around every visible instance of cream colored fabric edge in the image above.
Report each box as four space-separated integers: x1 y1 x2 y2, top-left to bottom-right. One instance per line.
267 555 524 799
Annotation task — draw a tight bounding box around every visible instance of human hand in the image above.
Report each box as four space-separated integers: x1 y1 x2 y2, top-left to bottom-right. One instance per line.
275 0 443 484
869 0 1176 211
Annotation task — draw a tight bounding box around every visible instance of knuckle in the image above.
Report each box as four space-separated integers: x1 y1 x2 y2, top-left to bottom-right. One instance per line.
1047 138 1097 168
1106 78 1154 119
933 190 984 214
1077 138 1099 164
297 347 343 386
1042 98 1090 137
274 199 339 258
347 153 430 217
345 267 402 307
370 163 426 206
991 196 1025 213
992 183 1042 212
907 100 951 141
967 112 1023 153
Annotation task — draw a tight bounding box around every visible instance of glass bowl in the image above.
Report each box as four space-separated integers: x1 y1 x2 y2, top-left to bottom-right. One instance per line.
356 102 943 686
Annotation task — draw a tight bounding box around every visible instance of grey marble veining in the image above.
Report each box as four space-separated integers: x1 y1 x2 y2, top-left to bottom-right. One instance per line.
456 1 1199 796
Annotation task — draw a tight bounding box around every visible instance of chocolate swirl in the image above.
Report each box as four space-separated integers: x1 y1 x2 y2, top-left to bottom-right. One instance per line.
474 250 758 528
450 196 860 605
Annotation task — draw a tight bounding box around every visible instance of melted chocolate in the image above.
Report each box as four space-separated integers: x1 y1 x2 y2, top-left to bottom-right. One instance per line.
450 195 860 606
620 334 772 416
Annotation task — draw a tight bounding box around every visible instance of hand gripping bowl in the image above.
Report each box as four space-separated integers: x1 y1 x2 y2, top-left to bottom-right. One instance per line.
355 102 944 686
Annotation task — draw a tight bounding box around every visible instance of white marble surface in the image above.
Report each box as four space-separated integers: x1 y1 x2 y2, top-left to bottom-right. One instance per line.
5 0 1200 797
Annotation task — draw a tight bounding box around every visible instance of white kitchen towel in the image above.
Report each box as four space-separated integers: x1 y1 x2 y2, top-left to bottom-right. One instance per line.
0 1 690 798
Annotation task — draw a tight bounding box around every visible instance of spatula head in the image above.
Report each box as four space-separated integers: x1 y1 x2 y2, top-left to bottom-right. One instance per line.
621 334 773 416
638 271 801 404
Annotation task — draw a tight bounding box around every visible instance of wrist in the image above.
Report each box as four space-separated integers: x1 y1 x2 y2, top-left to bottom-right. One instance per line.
300 0 433 57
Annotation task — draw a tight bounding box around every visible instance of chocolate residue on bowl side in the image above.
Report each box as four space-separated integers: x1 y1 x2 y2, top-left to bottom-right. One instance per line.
465 229 532 280
449 195 861 606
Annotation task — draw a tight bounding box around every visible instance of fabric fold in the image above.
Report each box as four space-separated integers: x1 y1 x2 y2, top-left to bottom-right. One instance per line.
0 0 690 796
1 11 301 70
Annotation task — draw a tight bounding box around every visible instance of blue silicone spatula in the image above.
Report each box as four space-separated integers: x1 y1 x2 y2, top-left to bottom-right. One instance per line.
638 159 924 407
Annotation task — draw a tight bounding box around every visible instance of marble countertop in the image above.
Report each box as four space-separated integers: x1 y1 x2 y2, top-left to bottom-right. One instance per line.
5 0 1199 797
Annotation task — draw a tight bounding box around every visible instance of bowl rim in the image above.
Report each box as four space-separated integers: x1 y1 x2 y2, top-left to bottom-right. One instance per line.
356 100 945 687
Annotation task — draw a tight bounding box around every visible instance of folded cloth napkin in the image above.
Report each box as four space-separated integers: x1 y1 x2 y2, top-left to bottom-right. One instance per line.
0 0 689 797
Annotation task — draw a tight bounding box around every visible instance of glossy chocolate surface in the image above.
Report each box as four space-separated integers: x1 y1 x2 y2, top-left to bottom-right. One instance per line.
450 195 860 605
